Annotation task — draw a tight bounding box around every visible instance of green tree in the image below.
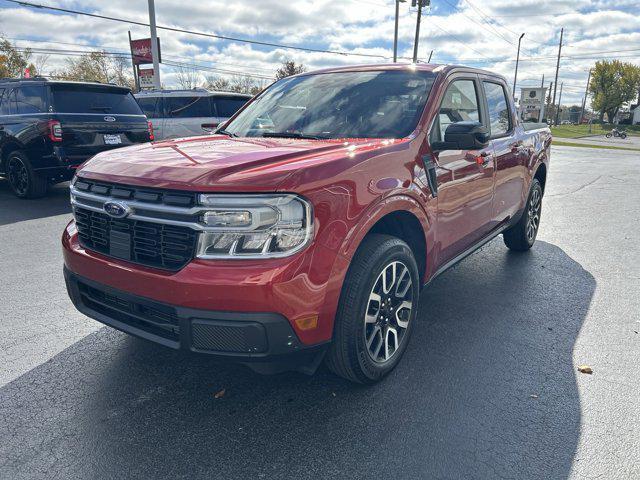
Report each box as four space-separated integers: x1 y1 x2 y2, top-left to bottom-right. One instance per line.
0 36 34 78
589 60 640 122
55 51 134 88
275 60 306 81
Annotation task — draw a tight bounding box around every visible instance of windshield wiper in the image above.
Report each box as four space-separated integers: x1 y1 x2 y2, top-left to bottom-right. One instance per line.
260 132 329 140
216 129 238 137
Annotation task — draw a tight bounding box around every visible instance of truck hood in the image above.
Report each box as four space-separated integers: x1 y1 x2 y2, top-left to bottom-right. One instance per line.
78 135 393 191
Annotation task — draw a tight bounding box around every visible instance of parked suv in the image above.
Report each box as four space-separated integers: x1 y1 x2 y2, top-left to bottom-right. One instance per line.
0 78 152 198
134 89 251 140
63 64 551 383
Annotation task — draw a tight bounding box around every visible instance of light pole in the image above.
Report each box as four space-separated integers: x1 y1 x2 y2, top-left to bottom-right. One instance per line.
148 0 161 89
393 0 407 62
512 33 525 99
412 0 430 63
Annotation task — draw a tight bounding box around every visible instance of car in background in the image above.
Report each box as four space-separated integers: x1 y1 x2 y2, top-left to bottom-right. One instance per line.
134 89 252 140
0 78 152 198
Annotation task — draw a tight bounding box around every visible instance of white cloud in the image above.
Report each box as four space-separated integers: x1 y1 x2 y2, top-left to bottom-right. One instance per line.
1 0 639 106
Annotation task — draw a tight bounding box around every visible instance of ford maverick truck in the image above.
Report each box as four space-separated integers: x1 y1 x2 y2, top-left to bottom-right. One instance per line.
63 64 551 383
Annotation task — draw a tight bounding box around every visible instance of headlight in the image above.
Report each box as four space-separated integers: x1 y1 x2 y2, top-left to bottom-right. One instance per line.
196 194 313 259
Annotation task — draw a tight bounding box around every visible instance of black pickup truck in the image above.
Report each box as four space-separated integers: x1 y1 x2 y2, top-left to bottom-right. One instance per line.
0 78 152 198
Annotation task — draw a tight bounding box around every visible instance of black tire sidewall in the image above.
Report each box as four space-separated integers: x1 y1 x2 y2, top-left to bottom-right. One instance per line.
6 151 46 198
523 179 543 247
346 240 419 382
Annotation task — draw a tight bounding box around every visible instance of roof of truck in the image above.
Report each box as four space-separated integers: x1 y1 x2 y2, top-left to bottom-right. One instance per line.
290 63 507 82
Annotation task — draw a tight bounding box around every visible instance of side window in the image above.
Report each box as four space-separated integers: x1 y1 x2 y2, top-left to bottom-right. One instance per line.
166 96 213 118
431 79 480 142
0 89 16 115
16 85 46 114
483 82 512 137
136 96 160 118
212 97 250 118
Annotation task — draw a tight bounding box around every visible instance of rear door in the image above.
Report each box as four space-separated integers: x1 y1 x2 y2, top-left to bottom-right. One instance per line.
164 94 215 138
480 79 525 223
49 84 149 162
429 74 496 266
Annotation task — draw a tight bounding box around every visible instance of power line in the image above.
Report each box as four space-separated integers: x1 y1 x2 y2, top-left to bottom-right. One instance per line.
5 0 402 60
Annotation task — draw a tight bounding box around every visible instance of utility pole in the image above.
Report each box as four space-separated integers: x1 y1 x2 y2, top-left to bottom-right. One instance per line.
428 50 433 62
148 0 161 89
393 0 407 62
513 33 525 99
551 27 563 126
580 69 592 124
545 81 553 123
412 0 429 63
541 74 544 88
128 31 140 93
555 82 563 126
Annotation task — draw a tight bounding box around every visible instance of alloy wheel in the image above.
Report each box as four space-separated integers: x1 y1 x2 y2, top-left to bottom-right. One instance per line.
364 261 413 363
526 188 541 243
7 156 29 196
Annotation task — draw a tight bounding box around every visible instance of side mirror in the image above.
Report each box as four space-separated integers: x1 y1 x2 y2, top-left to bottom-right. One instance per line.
432 121 490 151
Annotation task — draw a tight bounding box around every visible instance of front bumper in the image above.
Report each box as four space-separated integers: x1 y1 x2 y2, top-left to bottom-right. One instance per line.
65 268 327 372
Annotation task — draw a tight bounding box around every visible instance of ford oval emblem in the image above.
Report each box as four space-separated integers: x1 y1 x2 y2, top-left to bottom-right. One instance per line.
104 116 116 122
103 201 131 218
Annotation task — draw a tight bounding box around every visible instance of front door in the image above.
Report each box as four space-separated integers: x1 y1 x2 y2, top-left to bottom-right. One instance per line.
429 76 496 268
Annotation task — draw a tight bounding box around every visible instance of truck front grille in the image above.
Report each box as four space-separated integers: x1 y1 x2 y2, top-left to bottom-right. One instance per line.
71 179 202 271
74 207 197 271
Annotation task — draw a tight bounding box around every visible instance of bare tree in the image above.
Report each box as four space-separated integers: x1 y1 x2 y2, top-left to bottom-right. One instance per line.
175 66 200 89
203 75 231 91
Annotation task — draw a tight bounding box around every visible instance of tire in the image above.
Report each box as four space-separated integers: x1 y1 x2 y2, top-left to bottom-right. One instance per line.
620 133 627 139
325 234 420 384
605 133 612 138
5 150 48 199
503 178 543 251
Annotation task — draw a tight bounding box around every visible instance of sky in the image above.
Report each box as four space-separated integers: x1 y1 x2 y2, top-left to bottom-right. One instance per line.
2 0 640 107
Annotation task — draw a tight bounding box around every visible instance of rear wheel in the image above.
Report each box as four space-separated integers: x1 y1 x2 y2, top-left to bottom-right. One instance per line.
5 151 47 199
605 133 612 138
503 178 542 251
325 234 419 383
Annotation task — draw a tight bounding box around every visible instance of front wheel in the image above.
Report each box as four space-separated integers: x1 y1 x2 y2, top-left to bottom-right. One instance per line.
503 178 543 251
620 133 627 139
325 234 420 383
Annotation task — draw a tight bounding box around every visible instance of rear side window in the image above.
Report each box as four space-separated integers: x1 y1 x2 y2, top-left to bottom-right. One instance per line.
431 79 480 143
16 85 47 114
483 82 512 136
212 96 249 117
166 96 213 118
51 86 143 115
0 89 16 115
136 96 161 118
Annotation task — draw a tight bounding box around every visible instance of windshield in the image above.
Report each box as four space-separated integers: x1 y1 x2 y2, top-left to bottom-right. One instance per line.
223 70 436 139
51 86 143 115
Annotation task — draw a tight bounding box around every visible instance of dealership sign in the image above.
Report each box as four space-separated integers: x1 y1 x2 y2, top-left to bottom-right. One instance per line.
130 38 161 65
138 68 156 89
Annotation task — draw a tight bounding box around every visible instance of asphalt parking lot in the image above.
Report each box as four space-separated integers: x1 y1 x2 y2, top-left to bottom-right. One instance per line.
1 145 639 479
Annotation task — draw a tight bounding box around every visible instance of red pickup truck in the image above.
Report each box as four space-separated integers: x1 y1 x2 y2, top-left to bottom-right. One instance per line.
63 64 551 383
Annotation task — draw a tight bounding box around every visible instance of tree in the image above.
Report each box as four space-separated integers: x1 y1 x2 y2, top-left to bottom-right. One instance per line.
0 36 34 78
175 66 201 89
203 74 263 95
55 51 134 88
589 60 640 122
275 60 306 80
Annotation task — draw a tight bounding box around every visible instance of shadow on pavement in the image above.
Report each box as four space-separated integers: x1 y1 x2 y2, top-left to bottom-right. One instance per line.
0 241 594 479
0 179 71 227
